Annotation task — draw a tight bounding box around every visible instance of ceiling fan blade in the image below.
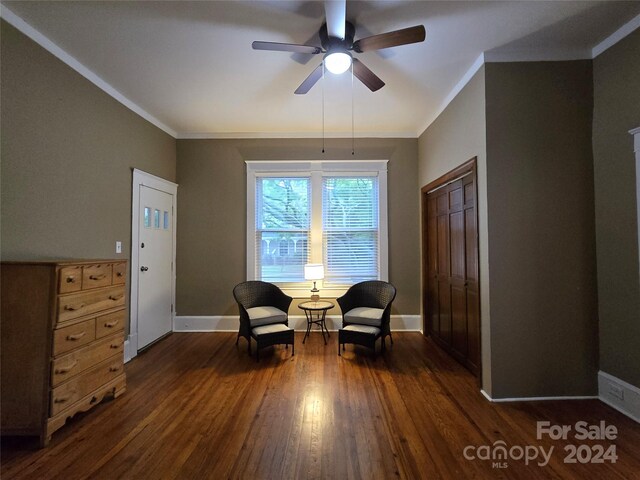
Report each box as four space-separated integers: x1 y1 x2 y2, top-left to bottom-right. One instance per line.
324 0 346 39
352 59 385 92
252 41 322 54
352 25 426 53
295 63 324 94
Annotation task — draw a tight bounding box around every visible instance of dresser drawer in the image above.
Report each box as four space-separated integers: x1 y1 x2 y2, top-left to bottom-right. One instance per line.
57 285 125 324
112 263 126 285
58 266 82 294
51 333 124 387
82 264 112 290
96 310 125 339
50 356 124 416
53 318 96 356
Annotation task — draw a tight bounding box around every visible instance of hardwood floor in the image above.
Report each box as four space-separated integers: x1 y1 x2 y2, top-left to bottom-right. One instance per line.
2 332 639 479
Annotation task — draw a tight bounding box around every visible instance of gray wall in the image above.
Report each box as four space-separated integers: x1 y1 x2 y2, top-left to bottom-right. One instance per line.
1 21 177 333
419 61 601 398
485 61 598 397
593 29 640 388
175 138 420 316
417 68 493 394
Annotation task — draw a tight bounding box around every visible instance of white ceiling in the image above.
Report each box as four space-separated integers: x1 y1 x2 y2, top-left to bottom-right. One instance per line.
2 1 639 138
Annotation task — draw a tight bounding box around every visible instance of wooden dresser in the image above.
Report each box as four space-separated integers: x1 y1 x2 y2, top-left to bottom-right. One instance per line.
1 259 127 446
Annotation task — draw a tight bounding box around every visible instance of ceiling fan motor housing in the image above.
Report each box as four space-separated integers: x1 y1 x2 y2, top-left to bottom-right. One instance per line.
320 21 356 53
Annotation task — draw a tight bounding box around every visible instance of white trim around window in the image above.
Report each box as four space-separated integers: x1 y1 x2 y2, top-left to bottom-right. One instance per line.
246 160 389 298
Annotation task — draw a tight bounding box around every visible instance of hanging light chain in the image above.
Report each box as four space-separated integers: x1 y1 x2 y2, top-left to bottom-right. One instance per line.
322 62 325 154
351 62 355 155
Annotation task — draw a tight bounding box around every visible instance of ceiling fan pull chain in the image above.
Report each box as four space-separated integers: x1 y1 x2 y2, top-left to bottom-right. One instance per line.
351 62 355 156
322 62 325 154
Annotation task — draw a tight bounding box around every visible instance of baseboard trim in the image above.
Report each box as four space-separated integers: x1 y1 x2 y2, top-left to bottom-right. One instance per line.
481 389 598 403
598 371 640 423
173 315 421 333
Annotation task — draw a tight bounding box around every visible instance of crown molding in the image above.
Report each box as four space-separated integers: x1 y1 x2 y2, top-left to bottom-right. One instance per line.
418 13 640 137
3 3 638 141
177 131 417 139
484 48 592 62
416 53 485 138
0 4 177 138
592 13 640 58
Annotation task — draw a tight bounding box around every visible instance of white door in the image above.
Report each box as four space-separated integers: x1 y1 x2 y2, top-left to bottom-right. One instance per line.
138 185 174 349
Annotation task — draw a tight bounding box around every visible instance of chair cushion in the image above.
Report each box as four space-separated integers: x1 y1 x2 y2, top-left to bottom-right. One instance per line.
252 323 292 336
246 306 287 327
342 324 381 336
344 307 384 327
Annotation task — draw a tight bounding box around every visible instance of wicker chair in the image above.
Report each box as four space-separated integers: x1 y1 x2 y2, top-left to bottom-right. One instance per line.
232 281 293 359
337 281 396 356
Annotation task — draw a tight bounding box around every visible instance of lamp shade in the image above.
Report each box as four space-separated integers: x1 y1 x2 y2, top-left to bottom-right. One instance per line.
324 51 352 75
304 263 324 281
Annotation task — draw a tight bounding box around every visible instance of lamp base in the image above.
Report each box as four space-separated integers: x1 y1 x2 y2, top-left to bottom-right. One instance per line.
310 293 320 302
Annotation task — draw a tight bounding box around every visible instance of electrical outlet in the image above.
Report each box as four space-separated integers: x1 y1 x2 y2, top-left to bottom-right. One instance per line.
608 382 624 401
116 241 122 254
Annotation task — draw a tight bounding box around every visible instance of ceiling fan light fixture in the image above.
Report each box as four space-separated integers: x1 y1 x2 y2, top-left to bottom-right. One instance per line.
324 50 352 75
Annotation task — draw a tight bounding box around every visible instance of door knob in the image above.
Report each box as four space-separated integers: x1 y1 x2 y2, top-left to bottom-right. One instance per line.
140 266 148 272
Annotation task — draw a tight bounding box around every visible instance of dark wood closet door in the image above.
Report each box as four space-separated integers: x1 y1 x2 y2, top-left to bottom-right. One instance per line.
423 163 480 376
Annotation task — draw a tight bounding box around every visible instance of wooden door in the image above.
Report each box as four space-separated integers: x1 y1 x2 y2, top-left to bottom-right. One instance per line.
422 159 480 376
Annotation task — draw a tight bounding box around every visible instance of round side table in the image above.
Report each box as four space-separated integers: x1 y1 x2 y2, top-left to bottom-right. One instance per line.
298 300 334 345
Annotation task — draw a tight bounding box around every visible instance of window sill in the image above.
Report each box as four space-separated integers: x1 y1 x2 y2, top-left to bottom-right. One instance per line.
282 287 348 299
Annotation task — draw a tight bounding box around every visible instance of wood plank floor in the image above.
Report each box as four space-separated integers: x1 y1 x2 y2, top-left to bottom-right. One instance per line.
2 332 639 479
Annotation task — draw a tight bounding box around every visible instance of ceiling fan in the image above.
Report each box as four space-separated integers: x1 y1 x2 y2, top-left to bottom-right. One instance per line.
252 0 426 94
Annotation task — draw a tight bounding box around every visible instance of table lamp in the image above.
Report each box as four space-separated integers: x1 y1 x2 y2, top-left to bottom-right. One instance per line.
304 263 324 302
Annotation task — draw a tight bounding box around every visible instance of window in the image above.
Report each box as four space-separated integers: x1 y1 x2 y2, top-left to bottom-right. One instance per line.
247 161 388 295
323 177 379 285
255 177 310 283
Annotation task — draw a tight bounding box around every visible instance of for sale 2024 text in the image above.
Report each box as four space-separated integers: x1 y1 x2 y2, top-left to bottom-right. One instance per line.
537 421 618 465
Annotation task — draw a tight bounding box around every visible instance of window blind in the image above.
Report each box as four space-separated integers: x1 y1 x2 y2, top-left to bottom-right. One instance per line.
255 177 310 283
322 176 379 285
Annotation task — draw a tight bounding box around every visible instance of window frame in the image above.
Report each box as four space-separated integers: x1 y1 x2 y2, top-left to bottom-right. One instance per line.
246 160 388 298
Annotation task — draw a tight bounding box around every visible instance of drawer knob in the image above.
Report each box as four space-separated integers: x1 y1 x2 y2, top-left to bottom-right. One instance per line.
104 320 119 328
64 303 86 311
55 360 78 374
66 277 76 283
116 272 123 277
66 331 87 341
110 344 120 349
109 366 120 372
89 274 107 280
109 294 124 301
54 396 70 404
90 396 98 404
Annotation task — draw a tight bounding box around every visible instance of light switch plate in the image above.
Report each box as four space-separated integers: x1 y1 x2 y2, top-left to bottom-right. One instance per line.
116 241 122 254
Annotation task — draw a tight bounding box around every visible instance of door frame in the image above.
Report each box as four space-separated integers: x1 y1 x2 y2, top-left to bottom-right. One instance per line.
420 157 481 377
129 168 178 360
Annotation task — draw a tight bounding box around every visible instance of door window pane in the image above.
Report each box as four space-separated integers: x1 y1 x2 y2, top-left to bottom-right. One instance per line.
144 207 151 228
154 209 160 229
164 211 170 229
